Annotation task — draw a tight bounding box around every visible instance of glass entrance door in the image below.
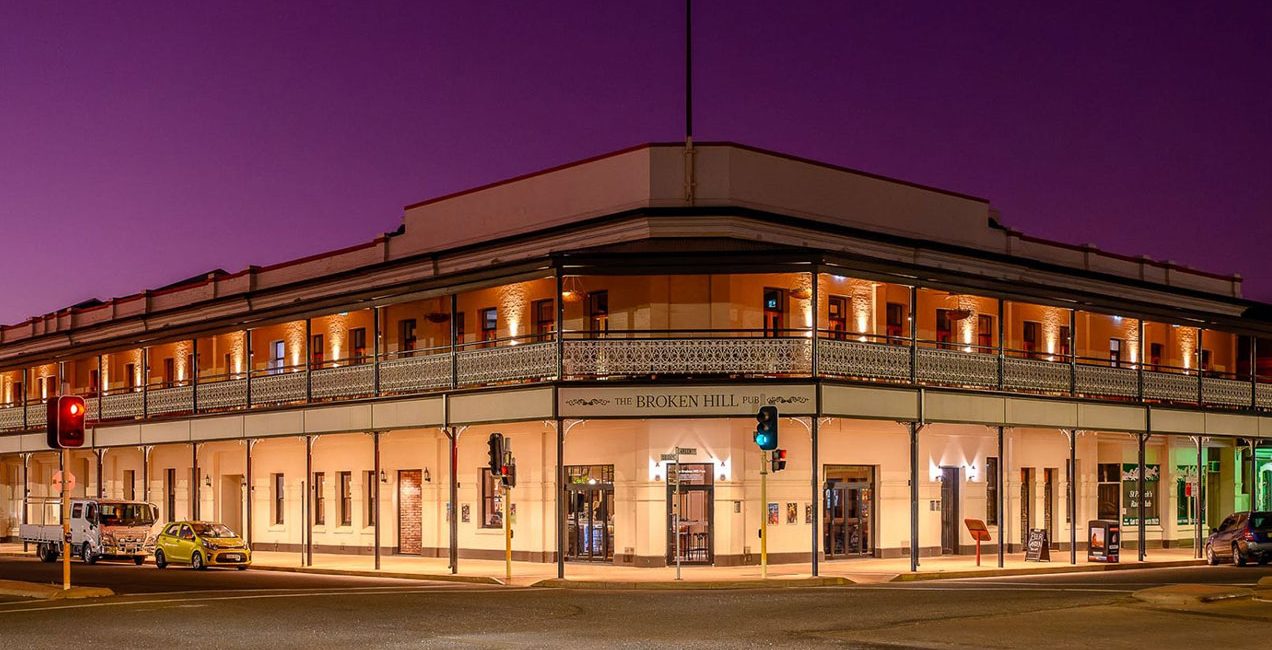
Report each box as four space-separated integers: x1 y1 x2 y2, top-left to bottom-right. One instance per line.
565 465 614 562
666 463 713 565
823 465 875 558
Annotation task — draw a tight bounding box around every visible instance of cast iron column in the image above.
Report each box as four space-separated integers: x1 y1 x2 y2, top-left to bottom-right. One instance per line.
1137 429 1148 562
1195 436 1203 557
373 307 382 397
996 300 1005 389
908 287 918 384
910 421 920 572
1136 319 1145 401
191 442 199 520
997 426 1005 568
373 430 381 570
244 330 253 408
245 440 253 548
96 449 104 498
191 338 199 414
1068 309 1077 396
1068 430 1077 564
811 415 820 577
556 419 565 579
448 428 458 573
305 435 314 567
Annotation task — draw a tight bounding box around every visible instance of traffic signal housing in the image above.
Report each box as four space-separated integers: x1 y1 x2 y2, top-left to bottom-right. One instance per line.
770 448 788 473
754 406 778 451
487 432 505 476
499 462 517 489
46 395 87 449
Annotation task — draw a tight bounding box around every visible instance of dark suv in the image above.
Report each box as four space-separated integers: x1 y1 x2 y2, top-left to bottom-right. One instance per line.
1206 511 1272 566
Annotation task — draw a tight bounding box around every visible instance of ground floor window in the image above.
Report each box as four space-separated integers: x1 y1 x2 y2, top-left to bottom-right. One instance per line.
123 469 135 501
481 470 502 528
1097 463 1120 520
272 473 285 525
985 457 999 526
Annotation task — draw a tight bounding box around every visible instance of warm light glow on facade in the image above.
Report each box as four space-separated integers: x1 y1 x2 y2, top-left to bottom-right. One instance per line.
1178 326 1198 370
285 321 306 368
499 282 530 342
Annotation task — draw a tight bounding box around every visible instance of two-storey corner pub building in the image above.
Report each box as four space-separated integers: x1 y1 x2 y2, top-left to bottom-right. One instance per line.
2 143 1271 575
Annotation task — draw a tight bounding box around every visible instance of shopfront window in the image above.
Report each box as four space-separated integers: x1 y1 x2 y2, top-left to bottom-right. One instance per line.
481 470 502 528
1097 463 1120 520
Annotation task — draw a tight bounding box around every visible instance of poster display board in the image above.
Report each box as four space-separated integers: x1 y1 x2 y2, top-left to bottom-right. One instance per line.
1025 529 1050 562
1088 520 1121 563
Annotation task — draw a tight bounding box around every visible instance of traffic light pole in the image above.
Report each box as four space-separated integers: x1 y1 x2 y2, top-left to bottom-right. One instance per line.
503 483 512 584
61 447 70 591
760 449 768 580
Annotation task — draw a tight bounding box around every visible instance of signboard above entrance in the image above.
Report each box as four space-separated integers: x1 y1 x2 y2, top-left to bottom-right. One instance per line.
559 385 816 418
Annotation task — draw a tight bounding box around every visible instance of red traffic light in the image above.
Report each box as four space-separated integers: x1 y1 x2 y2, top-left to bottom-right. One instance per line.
46 395 87 449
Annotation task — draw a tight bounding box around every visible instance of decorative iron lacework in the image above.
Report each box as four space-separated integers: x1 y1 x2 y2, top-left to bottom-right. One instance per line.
0 406 22 431
147 386 192 415
1203 377 1251 407
84 398 100 423
915 348 997 388
456 342 556 385
1003 357 1071 393
1075 365 1138 398
250 371 305 406
197 378 246 412
102 391 143 420
310 363 374 400
1143 370 1198 403
562 338 812 377
817 339 911 381
1258 383 1272 409
379 354 452 394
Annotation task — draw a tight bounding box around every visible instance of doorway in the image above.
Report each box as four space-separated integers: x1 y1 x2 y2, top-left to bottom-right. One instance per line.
220 474 244 536
1020 467 1036 547
397 470 422 555
823 465 875 558
565 465 614 562
666 463 713 565
940 467 960 554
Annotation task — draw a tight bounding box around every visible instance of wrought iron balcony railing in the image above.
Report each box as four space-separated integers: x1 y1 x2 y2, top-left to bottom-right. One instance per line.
2 328 1270 432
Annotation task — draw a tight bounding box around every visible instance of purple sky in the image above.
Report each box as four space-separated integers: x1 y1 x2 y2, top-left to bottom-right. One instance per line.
2 2 1270 326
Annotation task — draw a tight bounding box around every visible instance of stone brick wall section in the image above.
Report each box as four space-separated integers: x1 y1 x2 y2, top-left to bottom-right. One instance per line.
398 469 422 554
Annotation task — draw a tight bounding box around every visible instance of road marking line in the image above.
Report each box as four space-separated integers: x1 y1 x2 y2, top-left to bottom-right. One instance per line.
842 585 1133 593
0 587 551 615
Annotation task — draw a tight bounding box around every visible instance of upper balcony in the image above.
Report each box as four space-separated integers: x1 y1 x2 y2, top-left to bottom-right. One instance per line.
0 270 1268 433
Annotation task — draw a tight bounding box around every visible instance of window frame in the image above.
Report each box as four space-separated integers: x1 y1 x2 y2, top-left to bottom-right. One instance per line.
313 472 326 526
480 470 503 529
338 471 352 526
272 473 285 525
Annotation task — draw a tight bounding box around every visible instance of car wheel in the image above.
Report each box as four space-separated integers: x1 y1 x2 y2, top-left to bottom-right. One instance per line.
39 543 57 563
134 556 145 566
154 549 167 569
1234 543 1248 567
1206 543 1218 565
80 544 97 565
191 551 205 570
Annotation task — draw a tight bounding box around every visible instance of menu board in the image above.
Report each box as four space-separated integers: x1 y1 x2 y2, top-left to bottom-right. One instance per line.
1025 528 1050 562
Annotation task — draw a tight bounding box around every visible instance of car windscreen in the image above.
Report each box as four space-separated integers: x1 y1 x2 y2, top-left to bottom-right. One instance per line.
98 503 157 527
1250 513 1272 531
190 523 238 538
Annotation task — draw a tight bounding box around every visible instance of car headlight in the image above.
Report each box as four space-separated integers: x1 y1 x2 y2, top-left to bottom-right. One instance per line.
201 539 220 550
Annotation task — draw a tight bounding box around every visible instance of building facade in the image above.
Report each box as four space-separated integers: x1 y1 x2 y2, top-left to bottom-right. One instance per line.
2 143 1270 574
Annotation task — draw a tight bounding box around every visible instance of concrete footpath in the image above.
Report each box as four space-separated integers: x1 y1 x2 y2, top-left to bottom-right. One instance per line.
1 543 1207 588
0 578 113 600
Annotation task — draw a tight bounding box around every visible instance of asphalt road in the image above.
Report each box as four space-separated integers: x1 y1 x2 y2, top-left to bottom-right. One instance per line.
1 558 1270 649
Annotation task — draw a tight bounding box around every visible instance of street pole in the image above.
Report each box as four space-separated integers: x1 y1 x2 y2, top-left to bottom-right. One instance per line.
503 483 512 584
760 448 768 579
61 447 70 590
673 457 681 581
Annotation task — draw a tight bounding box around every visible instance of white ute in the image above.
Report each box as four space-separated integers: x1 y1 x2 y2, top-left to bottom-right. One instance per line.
19 498 159 565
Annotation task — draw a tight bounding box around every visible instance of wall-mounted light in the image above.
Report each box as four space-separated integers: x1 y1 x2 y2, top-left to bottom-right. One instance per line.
379 469 388 484
204 474 212 487
423 468 431 483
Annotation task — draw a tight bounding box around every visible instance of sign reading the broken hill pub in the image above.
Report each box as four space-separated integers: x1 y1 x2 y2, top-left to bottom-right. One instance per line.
558 385 816 418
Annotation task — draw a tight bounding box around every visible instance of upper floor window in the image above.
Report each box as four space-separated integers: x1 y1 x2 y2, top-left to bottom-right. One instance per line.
1059 325 1072 359
454 311 466 348
12 381 23 404
399 319 417 354
269 341 286 375
935 309 954 349
1150 343 1163 371
977 314 994 351
88 369 99 395
125 363 137 390
163 358 175 388
762 288 786 338
886 302 906 343
311 334 325 369
827 295 848 340
479 308 498 348
587 291 609 337
1201 349 1212 374
349 328 367 363
532 299 555 342
1109 338 1123 368
223 353 234 379
1022 321 1041 358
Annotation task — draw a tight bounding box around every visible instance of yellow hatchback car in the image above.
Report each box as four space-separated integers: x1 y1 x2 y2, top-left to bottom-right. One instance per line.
154 521 251 570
